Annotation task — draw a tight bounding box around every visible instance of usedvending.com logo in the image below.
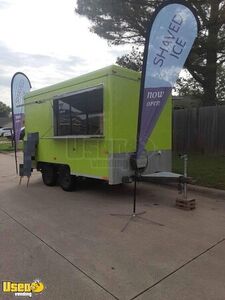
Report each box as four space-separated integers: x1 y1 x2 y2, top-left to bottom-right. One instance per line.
2 279 45 298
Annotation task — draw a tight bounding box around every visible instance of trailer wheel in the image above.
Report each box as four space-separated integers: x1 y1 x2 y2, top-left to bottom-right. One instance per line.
42 164 57 186
58 166 76 191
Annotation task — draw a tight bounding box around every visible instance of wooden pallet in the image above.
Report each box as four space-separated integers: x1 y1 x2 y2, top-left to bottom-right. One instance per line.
176 198 196 210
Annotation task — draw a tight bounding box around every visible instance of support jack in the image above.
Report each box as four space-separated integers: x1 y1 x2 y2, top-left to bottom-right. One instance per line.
176 154 196 210
19 176 31 188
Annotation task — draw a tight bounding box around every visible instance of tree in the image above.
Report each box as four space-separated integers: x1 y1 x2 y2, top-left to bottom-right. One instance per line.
0 101 10 117
216 66 225 102
76 0 225 105
175 71 203 98
176 66 225 103
116 46 143 72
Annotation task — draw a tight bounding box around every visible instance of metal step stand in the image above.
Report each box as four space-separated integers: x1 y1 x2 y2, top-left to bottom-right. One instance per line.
176 154 196 210
19 132 39 187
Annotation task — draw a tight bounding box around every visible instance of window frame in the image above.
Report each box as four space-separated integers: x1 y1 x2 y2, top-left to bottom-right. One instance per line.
53 85 104 138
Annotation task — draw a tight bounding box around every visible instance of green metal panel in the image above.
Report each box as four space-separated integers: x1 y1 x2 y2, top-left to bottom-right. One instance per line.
109 70 140 154
109 66 172 154
25 69 112 179
24 65 172 180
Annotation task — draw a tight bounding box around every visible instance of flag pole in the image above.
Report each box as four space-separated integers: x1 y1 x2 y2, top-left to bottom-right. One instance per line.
14 139 18 175
11 77 18 175
111 0 199 232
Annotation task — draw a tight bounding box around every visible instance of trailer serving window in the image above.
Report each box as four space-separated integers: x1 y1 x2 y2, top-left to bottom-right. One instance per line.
53 86 103 136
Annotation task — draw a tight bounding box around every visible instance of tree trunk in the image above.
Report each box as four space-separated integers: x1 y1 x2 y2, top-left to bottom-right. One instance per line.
203 1 220 106
203 85 217 106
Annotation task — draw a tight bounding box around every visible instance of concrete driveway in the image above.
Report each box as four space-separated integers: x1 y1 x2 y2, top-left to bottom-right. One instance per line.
0 152 225 300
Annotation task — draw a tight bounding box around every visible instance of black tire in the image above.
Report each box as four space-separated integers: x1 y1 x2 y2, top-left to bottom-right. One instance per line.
58 165 77 192
42 164 57 186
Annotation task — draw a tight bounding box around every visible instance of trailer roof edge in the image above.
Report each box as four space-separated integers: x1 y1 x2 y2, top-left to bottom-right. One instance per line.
25 65 141 100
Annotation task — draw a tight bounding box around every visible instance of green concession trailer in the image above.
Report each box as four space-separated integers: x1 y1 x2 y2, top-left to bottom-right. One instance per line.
21 65 172 190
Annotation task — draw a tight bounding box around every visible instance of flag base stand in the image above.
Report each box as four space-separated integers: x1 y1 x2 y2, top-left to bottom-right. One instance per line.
111 211 164 232
110 171 164 232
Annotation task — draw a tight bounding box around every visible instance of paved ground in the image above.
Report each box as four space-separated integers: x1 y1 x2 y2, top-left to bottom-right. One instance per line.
0 152 225 300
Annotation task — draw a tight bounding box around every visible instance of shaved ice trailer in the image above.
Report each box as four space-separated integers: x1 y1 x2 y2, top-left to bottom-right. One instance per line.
20 65 173 191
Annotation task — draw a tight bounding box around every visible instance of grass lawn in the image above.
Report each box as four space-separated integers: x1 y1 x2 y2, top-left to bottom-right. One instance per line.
173 153 225 190
0 138 23 152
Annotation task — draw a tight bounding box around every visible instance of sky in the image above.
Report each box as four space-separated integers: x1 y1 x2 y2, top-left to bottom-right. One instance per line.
0 0 130 106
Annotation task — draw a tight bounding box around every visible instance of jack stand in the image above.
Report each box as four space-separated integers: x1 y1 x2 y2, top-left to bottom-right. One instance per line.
27 176 30 188
19 176 23 185
19 176 31 188
176 154 196 210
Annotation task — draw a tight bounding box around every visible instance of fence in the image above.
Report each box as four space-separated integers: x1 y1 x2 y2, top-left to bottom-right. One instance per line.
173 106 225 154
